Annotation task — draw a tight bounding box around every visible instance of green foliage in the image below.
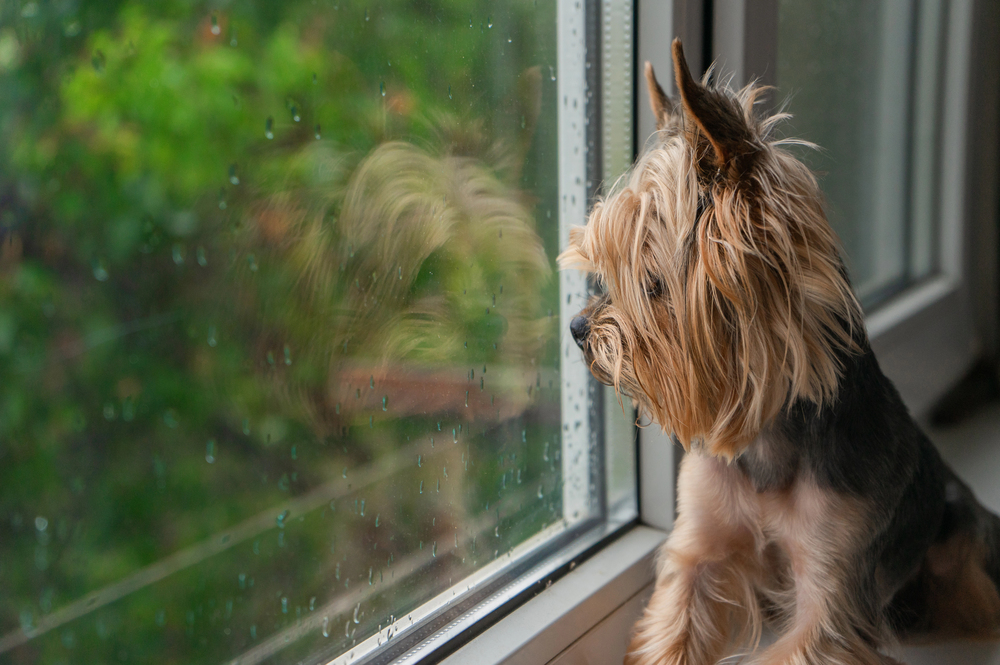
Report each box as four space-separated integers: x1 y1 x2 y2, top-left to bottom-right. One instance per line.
0 0 561 662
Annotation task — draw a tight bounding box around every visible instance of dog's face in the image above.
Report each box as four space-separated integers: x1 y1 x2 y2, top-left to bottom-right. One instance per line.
559 41 863 460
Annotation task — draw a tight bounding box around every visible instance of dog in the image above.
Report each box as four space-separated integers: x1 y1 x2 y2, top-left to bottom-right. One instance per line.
559 39 1000 664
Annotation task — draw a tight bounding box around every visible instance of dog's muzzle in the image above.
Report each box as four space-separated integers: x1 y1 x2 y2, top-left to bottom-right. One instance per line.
570 315 589 349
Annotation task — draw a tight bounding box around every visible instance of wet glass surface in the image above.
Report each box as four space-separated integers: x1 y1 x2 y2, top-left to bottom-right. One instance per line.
0 2 570 662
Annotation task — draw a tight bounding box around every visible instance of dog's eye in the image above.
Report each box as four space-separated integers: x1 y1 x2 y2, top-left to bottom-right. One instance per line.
645 277 663 299
695 193 708 222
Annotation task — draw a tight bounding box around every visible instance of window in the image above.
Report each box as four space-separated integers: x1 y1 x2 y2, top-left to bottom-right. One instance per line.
0 2 636 664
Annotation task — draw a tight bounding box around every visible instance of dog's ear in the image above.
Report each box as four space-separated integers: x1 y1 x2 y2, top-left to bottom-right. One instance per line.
671 38 757 178
644 61 674 130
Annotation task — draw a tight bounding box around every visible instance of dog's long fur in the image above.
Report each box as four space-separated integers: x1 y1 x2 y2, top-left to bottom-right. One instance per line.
560 40 1000 664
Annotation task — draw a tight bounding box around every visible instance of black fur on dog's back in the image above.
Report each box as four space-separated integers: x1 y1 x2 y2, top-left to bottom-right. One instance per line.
736 336 1000 641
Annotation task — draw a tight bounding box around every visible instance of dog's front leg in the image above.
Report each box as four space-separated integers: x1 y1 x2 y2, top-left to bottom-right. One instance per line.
626 455 761 665
749 488 898 665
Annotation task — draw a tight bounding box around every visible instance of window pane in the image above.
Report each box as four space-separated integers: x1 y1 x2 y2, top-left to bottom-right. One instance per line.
0 1 630 663
776 0 945 306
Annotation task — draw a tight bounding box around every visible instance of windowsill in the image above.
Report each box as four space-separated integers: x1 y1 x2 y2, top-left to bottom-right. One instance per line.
438 525 666 664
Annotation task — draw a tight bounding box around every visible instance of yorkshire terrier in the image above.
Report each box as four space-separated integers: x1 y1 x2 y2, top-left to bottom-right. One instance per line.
560 39 1000 664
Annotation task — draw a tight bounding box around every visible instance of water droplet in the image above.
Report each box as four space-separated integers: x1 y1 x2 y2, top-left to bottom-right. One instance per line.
375 513 380 527
290 445 297 461
210 14 221 35
436 479 440 492
207 325 217 347
281 597 288 613
284 344 292 365
276 509 290 528
265 117 274 139
172 243 185 265
239 573 246 589
103 403 116 420
92 50 105 73
549 66 556 81
290 105 300 122
267 351 275 365
218 188 227 210
312 72 318 85
251 624 257 639
368 567 373 585
417 454 422 467
443 466 448 478
360 499 365 516
448 85 452 99
242 418 251 435
487 16 493 28
92 259 109 282
335 563 341 580
537 485 544 499
432 541 438 557
322 616 330 637
342 467 348 479
353 603 361 624
310 596 316 611
382 395 388 411
229 164 240 185
35 516 48 532
380 81 386 97
206 439 216 463
314 124 322 140
364 8 370 21
465 391 469 407
196 246 207 266
419 480 423 494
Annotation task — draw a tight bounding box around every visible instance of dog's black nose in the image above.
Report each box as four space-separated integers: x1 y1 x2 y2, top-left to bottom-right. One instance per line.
570 315 589 348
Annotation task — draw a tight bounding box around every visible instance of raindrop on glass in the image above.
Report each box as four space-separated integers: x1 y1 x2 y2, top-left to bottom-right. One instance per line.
210 14 221 35
487 16 493 28
315 124 322 140
265 117 274 139
218 188 227 210
276 510 290 528
172 243 184 265
284 344 292 365
229 164 240 185
92 50 106 73
291 105 300 122
207 325 217 347
380 81 386 97
93 259 109 282
281 597 288 613
448 85 452 100
206 439 216 463
549 66 556 81
196 246 207 266
322 616 330 637
243 418 251 435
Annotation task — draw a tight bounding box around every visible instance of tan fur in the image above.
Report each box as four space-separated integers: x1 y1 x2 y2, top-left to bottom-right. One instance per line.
627 453 898 665
559 43 862 459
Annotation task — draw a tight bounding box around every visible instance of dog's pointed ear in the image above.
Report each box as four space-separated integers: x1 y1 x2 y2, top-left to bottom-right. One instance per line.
671 38 756 176
644 61 673 130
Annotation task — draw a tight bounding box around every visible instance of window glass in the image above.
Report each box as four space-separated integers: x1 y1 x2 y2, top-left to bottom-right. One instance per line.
0 1 631 663
776 0 946 306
